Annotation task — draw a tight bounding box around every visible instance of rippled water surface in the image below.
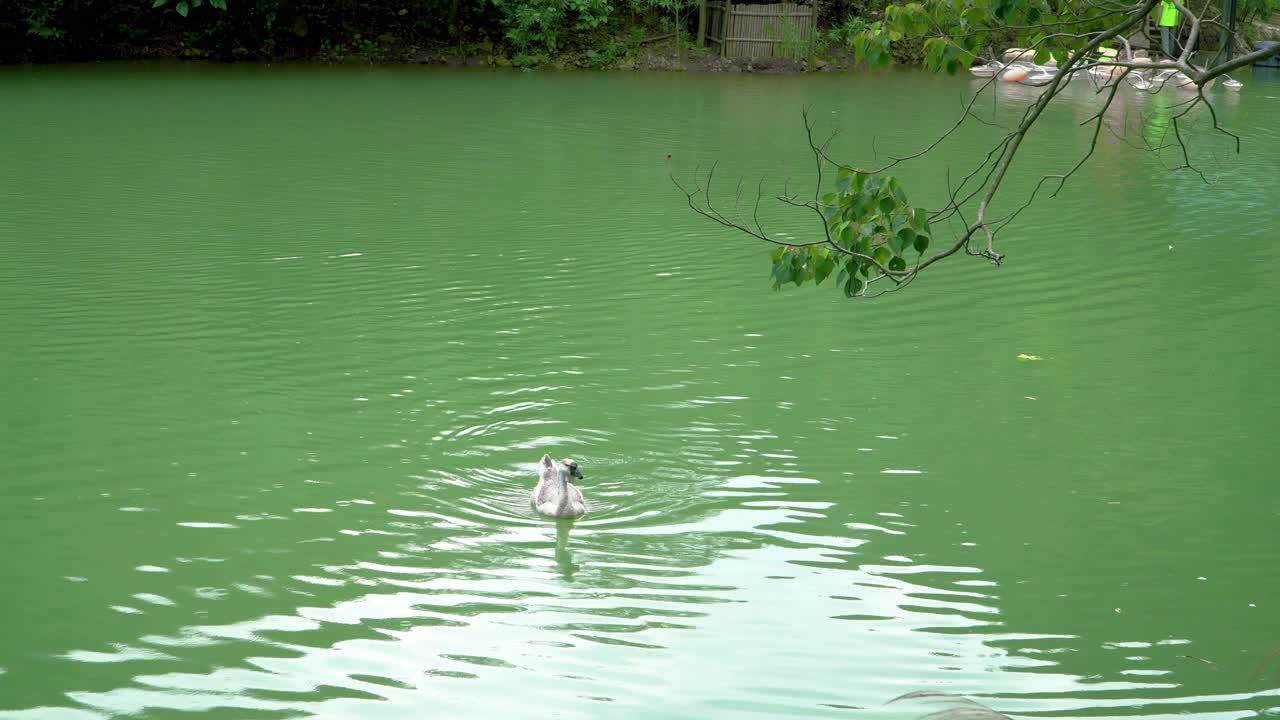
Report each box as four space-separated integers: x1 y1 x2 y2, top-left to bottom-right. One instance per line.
2 64 1279 719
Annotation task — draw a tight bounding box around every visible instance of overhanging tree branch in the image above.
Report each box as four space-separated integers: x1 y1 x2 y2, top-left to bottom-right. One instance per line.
672 0 1262 299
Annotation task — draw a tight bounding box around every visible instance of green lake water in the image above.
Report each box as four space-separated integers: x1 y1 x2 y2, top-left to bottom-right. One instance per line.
2 63 1279 719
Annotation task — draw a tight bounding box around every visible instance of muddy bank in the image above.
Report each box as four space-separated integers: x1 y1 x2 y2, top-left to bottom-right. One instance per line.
405 43 859 73
144 37 862 74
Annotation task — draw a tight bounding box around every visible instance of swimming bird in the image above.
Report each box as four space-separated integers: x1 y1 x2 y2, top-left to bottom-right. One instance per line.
1016 65 1058 86
531 454 585 518
969 60 1005 78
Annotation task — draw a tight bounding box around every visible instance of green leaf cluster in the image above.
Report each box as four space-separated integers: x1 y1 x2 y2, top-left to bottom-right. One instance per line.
152 0 226 17
769 167 931 298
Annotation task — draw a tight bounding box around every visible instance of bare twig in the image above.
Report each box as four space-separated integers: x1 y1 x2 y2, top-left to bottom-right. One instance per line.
1251 644 1280 682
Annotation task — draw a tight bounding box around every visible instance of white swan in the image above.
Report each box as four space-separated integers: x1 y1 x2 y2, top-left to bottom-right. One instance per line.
1016 65 1058 86
531 454 585 518
969 61 1005 78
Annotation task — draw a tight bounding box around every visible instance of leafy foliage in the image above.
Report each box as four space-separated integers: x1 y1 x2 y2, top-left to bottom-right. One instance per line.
153 0 227 18
1238 0 1280 26
631 0 700 19
768 167 930 298
490 0 613 50
0 0 686 62
847 0 1136 72
825 15 868 45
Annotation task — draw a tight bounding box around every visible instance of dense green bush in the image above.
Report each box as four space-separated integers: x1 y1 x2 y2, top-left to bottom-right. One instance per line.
492 0 610 50
0 0 716 62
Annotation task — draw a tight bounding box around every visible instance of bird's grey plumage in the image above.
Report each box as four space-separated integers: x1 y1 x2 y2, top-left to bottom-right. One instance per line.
531 454 586 518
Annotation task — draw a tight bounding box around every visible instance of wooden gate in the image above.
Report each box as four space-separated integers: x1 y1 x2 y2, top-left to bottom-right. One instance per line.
705 2 815 59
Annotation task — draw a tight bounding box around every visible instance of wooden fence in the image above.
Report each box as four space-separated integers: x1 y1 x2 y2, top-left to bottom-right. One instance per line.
704 2 815 59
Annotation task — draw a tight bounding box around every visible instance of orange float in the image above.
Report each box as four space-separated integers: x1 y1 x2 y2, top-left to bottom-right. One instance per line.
1002 66 1028 82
